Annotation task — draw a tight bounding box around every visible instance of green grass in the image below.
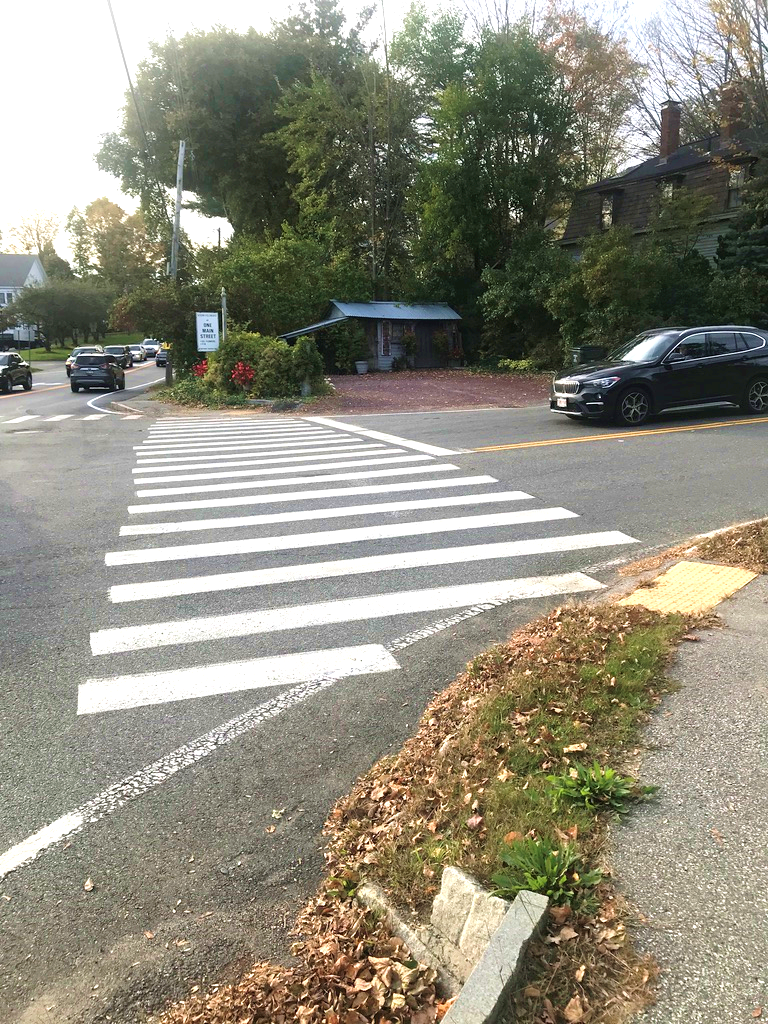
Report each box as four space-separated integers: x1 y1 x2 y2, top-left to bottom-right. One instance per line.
333 605 685 910
22 332 143 362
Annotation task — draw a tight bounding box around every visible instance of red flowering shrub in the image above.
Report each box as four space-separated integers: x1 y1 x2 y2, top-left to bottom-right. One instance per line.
192 359 208 378
231 360 255 390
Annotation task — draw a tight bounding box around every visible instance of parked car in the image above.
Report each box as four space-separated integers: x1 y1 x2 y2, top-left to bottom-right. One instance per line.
141 338 160 357
65 345 104 377
550 326 768 427
0 352 32 392
155 345 170 367
128 344 147 363
103 345 134 369
70 354 126 392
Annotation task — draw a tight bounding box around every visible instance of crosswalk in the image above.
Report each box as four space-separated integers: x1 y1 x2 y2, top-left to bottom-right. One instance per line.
0 413 143 426
79 415 639 716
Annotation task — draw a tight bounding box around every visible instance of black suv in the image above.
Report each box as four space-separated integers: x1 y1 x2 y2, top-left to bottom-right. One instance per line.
103 345 134 369
70 354 126 392
551 327 768 426
0 352 33 393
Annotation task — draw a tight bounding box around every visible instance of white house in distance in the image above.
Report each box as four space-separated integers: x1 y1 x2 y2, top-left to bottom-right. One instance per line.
0 253 48 345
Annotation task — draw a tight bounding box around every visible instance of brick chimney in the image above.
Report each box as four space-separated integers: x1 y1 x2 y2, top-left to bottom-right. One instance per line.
660 100 681 159
720 83 745 146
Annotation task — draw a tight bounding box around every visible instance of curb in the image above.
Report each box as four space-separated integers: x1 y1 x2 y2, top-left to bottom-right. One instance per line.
108 400 147 415
357 878 549 1022
444 889 549 1024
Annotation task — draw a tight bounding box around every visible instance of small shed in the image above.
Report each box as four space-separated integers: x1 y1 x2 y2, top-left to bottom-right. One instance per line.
280 301 462 370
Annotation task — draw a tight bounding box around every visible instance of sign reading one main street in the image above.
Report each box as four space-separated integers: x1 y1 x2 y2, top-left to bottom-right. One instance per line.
196 312 220 352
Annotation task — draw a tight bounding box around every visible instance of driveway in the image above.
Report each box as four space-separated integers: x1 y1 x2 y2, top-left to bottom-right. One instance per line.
309 369 551 414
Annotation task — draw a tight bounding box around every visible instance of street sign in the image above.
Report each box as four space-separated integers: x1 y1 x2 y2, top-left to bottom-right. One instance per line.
196 312 220 352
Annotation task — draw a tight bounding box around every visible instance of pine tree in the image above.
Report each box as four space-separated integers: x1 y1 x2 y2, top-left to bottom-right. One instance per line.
718 152 768 274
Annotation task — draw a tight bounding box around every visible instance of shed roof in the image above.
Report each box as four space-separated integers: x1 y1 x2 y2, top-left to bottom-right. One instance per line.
280 315 348 341
0 254 41 287
331 301 461 320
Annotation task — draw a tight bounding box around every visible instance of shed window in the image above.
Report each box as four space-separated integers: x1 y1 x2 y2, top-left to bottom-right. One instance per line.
600 194 614 230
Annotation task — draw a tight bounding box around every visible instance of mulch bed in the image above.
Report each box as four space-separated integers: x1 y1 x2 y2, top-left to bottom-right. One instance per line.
305 369 551 415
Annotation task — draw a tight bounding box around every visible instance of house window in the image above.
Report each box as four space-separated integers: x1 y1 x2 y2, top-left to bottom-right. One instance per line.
381 320 391 357
600 194 614 230
728 166 746 208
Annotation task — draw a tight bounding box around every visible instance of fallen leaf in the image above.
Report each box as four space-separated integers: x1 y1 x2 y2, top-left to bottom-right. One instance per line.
563 994 586 1021
683 633 700 641
503 830 522 845
83 878 94 892
271 807 286 819
575 964 586 982
465 813 484 831
563 743 588 753
549 905 572 926
143 930 155 940
265 825 276 834
523 984 541 998
558 925 579 942
752 1009 762 1019
711 827 725 845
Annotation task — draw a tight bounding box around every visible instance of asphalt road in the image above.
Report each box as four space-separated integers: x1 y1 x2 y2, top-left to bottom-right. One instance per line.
1 391 766 1024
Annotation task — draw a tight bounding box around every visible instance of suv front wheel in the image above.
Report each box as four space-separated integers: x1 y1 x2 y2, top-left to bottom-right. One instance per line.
615 387 651 427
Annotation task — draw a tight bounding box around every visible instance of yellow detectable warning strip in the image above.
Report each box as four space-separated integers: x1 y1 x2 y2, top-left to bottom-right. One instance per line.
619 560 758 615
473 416 768 452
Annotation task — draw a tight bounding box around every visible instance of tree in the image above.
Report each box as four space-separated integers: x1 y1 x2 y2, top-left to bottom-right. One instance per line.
8 281 112 348
277 60 423 296
718 150 768 272
66 199 166 292
7 212 59 255
109 281 209 372
97 1 369 238
539 3 642 185
206 235 371 336
408 25 575 342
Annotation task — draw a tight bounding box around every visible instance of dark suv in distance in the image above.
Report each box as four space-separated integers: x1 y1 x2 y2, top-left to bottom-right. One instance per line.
550 326 768 426
0 352 33 392
70 354 126 392
103 345 134 368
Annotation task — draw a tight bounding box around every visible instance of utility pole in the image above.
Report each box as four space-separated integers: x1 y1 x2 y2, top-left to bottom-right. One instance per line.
167 139 185 385
169 139 185 282
221 287 227 343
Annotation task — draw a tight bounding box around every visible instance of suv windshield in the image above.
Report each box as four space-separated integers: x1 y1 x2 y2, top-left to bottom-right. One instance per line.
104 347 123 354
608 331 680 364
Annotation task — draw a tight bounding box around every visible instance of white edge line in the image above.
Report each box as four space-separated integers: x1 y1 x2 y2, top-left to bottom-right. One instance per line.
304 416 459 456
0 645 398 880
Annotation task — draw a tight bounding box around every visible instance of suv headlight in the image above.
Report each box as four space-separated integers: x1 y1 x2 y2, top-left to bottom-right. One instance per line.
590 376 621 389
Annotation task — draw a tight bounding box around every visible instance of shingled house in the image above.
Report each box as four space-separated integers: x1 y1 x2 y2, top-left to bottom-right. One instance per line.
561 97 764 262
280 301 462 370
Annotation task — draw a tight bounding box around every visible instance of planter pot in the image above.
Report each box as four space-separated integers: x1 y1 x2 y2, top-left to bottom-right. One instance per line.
355 360 369 375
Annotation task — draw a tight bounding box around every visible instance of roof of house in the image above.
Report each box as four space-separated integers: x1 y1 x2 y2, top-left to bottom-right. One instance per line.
280 301 461 340
0 253 42 287
331 301 461 321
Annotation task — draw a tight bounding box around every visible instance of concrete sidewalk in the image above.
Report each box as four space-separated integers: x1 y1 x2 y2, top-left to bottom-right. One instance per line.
613 574 768 1022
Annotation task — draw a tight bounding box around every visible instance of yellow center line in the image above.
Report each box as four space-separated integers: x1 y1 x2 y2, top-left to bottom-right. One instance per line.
473 416 768 451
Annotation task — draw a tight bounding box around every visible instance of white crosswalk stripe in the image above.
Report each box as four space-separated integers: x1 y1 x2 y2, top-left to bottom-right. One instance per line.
81 415 638 722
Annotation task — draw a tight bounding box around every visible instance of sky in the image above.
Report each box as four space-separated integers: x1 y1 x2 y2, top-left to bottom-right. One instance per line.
2 0 427 257
3 0 654 259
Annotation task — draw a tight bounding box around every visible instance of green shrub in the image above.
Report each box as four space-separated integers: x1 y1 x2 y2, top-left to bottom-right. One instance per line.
254 338 299 399
292 336 324 391
205 331 272 394
158 375 248 408
547 762 656 814
497 358 536 374
492 838 602 906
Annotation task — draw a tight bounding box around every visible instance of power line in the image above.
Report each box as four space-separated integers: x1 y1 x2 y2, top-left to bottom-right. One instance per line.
105 0 172 226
